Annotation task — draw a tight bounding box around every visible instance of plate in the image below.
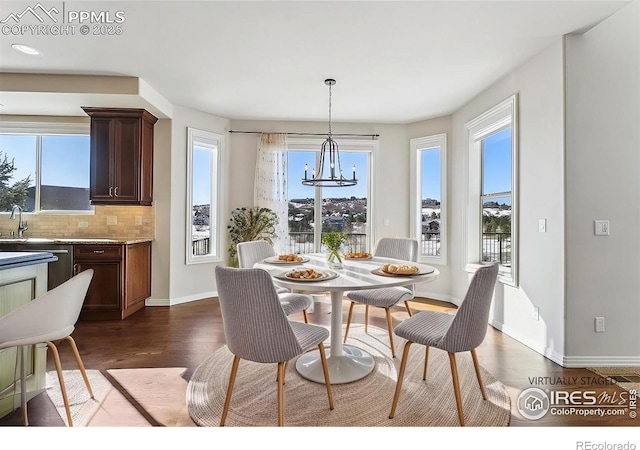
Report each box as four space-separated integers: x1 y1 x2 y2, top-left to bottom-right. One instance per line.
344 254 373 260
370 266 435 277
275 269 339 282
263 255 310 265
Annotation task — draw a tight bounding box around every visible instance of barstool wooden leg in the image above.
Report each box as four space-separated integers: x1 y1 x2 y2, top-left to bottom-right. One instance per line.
220 355 240 426
318 342 334 410
46 341 73 427
422 346 430 381
65 336 93 398
364 305 370 333
20 346 28 426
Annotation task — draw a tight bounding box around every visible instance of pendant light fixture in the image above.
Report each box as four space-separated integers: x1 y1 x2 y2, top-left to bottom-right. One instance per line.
302 79 357 187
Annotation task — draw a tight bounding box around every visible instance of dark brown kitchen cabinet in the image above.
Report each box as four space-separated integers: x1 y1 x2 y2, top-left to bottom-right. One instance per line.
75 242 151 320
81 107 158 206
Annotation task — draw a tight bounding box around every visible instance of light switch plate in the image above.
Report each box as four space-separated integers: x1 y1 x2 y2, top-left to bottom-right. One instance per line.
107 215 118 225
135 215 143 225
594 220 609 236
78 221 89 228
538 219 546 233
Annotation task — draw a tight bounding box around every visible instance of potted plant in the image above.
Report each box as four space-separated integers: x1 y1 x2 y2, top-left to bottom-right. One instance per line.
227 207 279 267
322 231 347 269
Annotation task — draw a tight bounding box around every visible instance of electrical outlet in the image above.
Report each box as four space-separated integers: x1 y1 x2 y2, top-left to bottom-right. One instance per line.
384 218 390 226
106 215 118 225
135 215 143 225
78 221 89 228
595 317 605 333
532 306 540 321
594 220 610 236
538 219 546 233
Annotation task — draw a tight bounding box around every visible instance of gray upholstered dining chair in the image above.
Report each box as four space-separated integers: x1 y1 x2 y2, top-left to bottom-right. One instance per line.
0 269 95 427
237 240 312 323
389 263 499 426
343 237 419 357
214 266 334 426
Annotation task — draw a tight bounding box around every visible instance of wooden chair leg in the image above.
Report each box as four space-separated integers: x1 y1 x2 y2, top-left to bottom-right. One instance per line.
220 355 240 426
364 305 370 333
20 346 28 426
470 349 487 400
389 341 412 419
404 300 413 317
448 352 465 426
64 336 94 398
302 309 309 324
317 342 334 410
422 346 430 381
277 362 285 426
282 360 289 385
384 308 396 358
46 341 73 427
343 301 355 343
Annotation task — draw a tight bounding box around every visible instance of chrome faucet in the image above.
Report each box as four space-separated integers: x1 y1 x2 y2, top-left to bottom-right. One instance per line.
9 205 28 238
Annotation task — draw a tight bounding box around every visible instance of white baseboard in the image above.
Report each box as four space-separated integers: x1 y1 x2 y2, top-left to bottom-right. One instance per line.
489 319 565 366
146 291 217 307
562 356 640 367
415 290 461 306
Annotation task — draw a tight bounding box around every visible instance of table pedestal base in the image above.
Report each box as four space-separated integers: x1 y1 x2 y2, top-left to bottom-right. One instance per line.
295 345 375 384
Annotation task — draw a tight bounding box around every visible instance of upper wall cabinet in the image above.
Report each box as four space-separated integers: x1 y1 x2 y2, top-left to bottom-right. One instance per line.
81 107 158 206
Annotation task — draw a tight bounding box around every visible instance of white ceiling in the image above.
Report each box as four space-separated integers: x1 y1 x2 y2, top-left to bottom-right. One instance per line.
0 0 631 123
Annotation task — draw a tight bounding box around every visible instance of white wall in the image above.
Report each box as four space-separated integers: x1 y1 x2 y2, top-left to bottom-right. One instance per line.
148 106 230 305
564 0 640 365
449 40 567 363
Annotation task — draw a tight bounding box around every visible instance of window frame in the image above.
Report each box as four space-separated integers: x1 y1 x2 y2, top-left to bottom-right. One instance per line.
286 137 376 253
410 133 447 265
185 127 223 265
0 121 93 215
464 94 519 286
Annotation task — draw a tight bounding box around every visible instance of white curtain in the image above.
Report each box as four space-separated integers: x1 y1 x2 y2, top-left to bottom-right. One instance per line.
255 133 288 253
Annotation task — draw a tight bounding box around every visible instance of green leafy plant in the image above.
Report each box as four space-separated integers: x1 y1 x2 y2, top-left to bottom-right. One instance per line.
227 207 279 266
0 151 31 211
322 231 347 265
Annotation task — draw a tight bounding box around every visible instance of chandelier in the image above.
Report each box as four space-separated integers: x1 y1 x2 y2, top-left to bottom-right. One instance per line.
302 79 357 187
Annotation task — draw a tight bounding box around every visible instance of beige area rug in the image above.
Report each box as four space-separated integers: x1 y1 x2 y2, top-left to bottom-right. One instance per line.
187 325 511 427
45 369 111 426
587 367 640 393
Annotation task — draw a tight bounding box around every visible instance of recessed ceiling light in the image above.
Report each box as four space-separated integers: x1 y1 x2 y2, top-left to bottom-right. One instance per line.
11 44 40 56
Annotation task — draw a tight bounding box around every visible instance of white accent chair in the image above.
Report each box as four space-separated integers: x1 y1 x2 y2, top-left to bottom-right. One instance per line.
237 240 313 322
0 269 95 426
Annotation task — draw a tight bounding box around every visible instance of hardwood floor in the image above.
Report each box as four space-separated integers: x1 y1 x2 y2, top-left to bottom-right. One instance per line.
0 295 637 428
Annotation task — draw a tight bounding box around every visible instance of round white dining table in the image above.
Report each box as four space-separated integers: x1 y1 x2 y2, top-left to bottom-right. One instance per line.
254 253 439 384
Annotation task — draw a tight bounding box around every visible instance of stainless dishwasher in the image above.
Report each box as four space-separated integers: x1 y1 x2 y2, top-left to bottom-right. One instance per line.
13 244 74 290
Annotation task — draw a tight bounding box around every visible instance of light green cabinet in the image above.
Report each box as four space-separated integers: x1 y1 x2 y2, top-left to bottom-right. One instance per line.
0 262 49 419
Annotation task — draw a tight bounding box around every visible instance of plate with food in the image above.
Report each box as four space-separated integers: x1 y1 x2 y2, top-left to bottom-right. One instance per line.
263 254 310 264
344 251 373 260
370 263 435 277
275 268 339 282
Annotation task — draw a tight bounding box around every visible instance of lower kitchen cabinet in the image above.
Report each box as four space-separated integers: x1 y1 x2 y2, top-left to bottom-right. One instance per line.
75 241 151 320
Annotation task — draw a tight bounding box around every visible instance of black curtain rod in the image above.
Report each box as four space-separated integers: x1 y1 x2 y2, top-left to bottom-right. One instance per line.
228 130 379 139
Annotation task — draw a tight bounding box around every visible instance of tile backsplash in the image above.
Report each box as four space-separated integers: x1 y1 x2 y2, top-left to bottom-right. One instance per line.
0 205 155 239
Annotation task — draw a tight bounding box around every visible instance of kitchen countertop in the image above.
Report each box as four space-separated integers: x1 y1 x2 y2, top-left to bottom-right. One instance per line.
0 251 58 270
0 237 153 245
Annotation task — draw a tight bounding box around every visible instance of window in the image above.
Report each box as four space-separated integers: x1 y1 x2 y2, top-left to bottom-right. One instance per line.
465 95 518 285
0 124 91 213
186 128 222 264
410 134 447 264
286 138 375 254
